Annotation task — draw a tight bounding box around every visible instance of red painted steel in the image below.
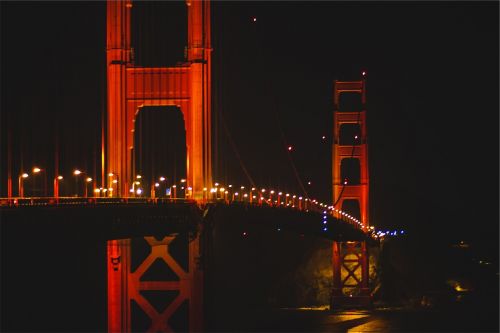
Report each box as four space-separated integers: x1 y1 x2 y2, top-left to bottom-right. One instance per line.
331 79 371 308
106 0 212 199
107 1 208 331
107 235 203 333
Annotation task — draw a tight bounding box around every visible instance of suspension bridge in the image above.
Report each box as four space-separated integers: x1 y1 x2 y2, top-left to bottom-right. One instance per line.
0 1 398 332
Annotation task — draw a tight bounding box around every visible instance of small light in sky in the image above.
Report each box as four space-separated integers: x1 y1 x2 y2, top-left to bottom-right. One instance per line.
307 181 311 185
322 135 326 140
252 17 257 22
354 135 358 139
362 71 366 76
288 146 293 151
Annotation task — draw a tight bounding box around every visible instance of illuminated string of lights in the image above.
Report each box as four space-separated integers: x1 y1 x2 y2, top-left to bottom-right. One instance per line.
5 168 405 239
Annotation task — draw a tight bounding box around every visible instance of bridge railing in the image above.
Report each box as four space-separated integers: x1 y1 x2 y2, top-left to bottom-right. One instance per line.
1 181 381 237
0 193 366 231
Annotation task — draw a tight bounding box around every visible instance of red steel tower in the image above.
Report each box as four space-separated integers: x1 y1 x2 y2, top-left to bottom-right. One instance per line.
331 78 371 307
107 1 208 331
106 0 212 199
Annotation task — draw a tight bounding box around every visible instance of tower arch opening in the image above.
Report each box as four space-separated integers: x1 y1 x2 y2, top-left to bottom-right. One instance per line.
339 123 361 145
340 158 360 185
338 92 362 112
133 106 186 196
131 1 187 67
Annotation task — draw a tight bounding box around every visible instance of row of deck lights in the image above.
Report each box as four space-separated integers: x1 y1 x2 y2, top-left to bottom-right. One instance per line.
201 183 365 226
15 169 395 239
200 182 405 239
17 167 120 198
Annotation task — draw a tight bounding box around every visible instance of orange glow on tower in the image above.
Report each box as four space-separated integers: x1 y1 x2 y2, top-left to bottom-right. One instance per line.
331 78 370 308
106 0 212 198
332 79 369 227
106 1 209 331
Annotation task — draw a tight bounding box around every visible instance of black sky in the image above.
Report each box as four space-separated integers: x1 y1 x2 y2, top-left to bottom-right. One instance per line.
1 1 498 244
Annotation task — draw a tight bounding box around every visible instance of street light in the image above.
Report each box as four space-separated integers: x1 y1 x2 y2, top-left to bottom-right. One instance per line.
32 167 46 196
18 173 28 197
157 176 166 198
54 175 63 198
73 169 82 197
108 172 119 197
85 177 92 197
108 172 120 197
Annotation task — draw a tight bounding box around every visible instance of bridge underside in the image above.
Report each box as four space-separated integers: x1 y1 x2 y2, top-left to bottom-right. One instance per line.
1 205 370 332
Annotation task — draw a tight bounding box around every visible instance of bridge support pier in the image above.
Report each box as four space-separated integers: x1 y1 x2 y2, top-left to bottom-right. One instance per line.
107 232 203 332
331 241 371 309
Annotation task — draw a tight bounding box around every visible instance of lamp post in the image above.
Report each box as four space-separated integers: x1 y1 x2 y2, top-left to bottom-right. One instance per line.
131 180 141 197
135 175 142 197
151 182 158 199
32 167 44 197
108 173 119 197
158 176 166 198
214 183 219 199
172 185 177 199
73 169 82 197
54 175 63 198
18 173 28 197
180 179 186 199
85 177 92 198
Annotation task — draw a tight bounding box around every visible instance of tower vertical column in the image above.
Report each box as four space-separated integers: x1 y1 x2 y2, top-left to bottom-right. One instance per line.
187 0 212 199
331 78 370 309
106 0 132 197
332 79 369 227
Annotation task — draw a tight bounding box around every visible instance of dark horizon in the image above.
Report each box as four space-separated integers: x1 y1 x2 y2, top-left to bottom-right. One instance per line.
1 1 498 249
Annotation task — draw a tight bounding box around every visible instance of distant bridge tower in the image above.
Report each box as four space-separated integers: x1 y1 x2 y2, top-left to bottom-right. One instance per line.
106 0 212 199
331 78 370 307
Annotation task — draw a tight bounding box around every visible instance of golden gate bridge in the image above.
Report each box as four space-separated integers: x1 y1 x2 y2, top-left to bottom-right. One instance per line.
0 0 405 332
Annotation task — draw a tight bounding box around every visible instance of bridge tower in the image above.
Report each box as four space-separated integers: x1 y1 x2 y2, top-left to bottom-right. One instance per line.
106 0 212 199
331 78 371 307
106 1 209 332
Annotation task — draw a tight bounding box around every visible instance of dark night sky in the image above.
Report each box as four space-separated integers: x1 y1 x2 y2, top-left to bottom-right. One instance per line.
1 1 498 244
